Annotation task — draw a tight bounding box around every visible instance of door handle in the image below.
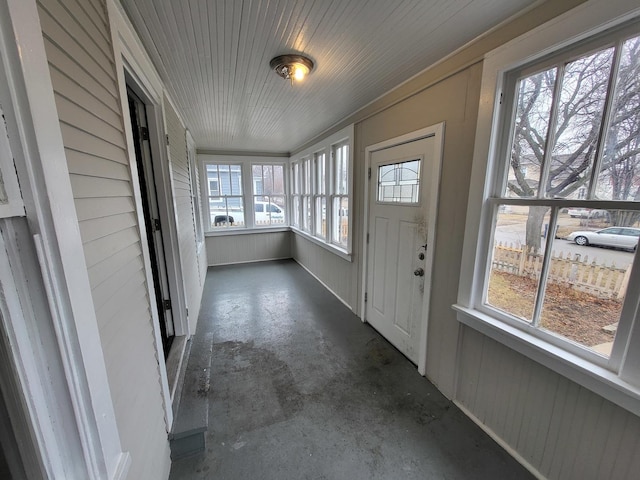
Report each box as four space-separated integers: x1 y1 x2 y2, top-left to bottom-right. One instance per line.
413 268 424 277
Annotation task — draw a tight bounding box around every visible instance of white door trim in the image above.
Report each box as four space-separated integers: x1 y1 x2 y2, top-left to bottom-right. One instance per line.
1 0 130 478
362 124 445 375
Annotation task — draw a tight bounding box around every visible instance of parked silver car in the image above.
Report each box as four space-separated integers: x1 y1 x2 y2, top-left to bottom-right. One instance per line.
566 227 640 251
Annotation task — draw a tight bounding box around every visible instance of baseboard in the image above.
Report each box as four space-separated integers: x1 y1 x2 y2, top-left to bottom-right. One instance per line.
208 256 291 267
453 400 546 480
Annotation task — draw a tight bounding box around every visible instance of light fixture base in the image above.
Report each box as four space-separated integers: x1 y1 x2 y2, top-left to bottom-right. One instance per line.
270 54 314 82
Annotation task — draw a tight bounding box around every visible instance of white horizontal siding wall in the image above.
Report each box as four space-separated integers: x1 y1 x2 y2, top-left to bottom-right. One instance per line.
291 233 354 308
207 232 291 266
37 0 170 478
165 98 203 333
457 326 640 480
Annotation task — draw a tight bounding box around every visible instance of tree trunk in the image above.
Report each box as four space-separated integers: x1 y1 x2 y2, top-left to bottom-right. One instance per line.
526 206 550 252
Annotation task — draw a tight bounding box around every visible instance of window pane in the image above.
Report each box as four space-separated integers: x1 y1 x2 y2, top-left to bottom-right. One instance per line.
303 159 311 194
597 35 640 201
209 197 245 228
302 196 311 231
486 205 550 322
506 68 557 198
315 153 326 194
332 197 349 247
546 48 614 197
334 144 348 194
377 159 420 203
292 163 300 194
541 208 638 356
292 196 300 227
314 197 326 237
253 196 286 226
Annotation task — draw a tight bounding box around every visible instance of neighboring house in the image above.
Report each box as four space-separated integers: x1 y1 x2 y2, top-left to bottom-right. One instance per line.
1 1 640 480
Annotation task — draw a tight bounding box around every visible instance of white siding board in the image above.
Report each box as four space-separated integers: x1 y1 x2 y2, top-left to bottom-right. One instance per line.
66 150 131 181
75 196 135 222
39 0 171 477
55 94 124 146
165 97 203 332
59 0 112 50
42 39 118 107
49 67 121 126
93 263 147 314
40 0 112 61
78 212 138 244
37 6 116 87
60 124 128 164
69 174 131 198
88 242 142 288
82 226 140 268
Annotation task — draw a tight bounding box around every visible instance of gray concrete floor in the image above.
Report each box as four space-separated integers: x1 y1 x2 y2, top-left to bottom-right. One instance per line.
170 260 532 480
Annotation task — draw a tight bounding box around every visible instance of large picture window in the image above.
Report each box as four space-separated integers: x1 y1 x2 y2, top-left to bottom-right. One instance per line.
457 8 640 413
483 26 640 360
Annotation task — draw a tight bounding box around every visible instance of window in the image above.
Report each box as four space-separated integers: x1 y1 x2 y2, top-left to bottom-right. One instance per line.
457 5 640 414
289 125 353 256
201 156 288 231
252 164 286 227
377 159 421 204
205 164 244 228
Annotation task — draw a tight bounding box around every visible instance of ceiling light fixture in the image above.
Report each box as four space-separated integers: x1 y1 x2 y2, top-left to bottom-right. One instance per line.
270 54 314 84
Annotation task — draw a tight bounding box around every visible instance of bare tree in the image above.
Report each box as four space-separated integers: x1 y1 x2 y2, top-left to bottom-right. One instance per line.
509 36 640 250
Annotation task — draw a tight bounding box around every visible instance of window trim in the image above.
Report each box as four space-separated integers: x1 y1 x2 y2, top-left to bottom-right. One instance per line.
455 0 640 416
290 125 354 259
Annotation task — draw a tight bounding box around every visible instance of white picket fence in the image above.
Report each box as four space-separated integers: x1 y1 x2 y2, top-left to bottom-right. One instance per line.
492 242 632 300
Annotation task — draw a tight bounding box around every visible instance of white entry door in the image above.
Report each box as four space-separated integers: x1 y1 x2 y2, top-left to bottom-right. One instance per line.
365 132 440 366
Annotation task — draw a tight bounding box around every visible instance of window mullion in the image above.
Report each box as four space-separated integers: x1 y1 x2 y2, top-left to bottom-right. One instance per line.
588 40 624 199
531 206 558 327
538 64 565 199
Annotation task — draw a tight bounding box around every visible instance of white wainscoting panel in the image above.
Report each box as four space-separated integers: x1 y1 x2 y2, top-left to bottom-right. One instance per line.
291 232 354 308
456 326 640 480
206 231 291 266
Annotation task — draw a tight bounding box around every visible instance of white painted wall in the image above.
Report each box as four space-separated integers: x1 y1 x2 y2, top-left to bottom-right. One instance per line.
289 1 640 478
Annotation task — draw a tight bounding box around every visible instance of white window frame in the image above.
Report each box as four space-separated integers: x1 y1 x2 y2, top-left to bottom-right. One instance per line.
200 154 289 234
290 125 354 260
250 162 287 228
455 0 640 417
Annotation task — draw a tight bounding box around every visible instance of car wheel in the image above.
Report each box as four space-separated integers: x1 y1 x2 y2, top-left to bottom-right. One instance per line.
574 236 589 246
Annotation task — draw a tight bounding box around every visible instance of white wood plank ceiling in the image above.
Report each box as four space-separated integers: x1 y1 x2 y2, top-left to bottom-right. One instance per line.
120 0 537 153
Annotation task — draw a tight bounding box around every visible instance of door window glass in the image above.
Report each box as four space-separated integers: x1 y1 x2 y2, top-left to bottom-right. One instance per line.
377 159 421 203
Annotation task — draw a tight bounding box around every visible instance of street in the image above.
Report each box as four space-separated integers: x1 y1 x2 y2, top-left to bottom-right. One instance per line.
495 224 635 268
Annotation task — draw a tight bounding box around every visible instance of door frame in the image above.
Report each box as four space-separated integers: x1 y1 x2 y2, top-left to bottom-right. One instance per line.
361 124 444 375
107 0 192 429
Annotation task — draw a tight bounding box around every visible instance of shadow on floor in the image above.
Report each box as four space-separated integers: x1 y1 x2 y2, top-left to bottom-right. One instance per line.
170 259 532 480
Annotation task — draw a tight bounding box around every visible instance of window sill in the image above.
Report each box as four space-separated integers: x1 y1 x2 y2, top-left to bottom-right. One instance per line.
290 226 352 262
205 226 290 237
453 304 640 417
